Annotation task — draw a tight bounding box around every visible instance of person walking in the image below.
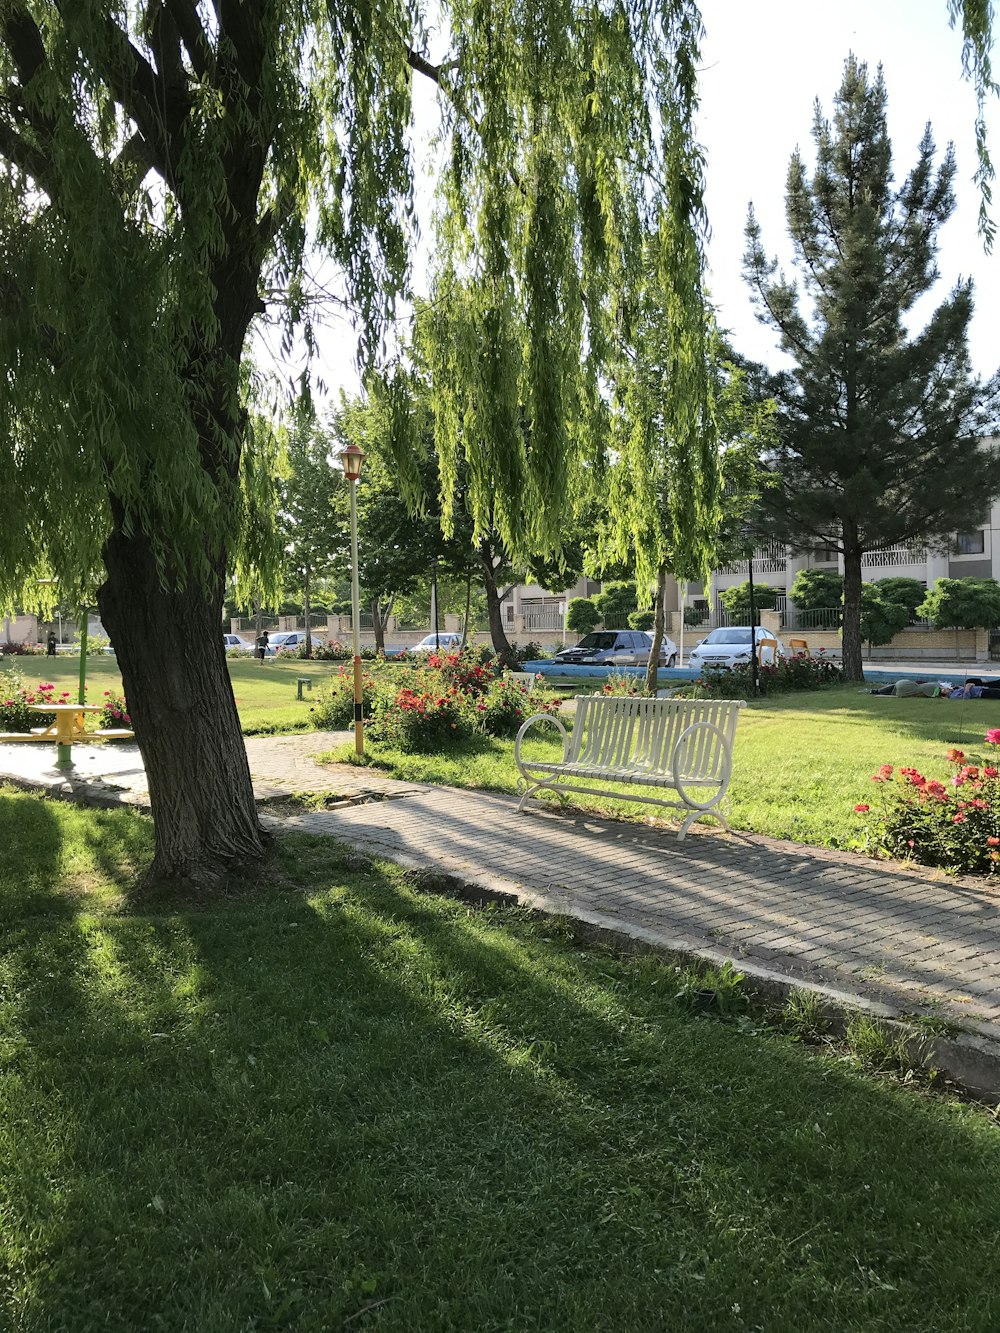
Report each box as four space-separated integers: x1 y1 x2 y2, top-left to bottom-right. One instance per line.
46 629 57 656
255 629 269 663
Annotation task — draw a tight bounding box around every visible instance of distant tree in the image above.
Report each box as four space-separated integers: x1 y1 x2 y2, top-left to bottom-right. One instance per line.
859 584 911 652
719 582 779 619
789 569 844 613
278 427 344 658
918 578 1000 655
628 609 656 631
567 599 600 635
744 55 1000 682
594 583 639 628
874 578 927 620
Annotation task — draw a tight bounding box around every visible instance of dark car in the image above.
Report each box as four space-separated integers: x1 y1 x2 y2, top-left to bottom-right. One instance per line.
555 630 678 668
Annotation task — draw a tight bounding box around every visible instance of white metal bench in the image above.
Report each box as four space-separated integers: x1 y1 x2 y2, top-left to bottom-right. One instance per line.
514 694 746 838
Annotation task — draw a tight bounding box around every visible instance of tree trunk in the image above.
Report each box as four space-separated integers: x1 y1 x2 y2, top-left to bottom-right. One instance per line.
372 597 386 654
841 523 865 681
645 562 668 696
98 527 267 892
461 573 472 650
303 565 312 659
479 541 517 667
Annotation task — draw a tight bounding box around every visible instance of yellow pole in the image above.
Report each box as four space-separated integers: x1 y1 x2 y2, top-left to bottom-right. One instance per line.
349 477 364 756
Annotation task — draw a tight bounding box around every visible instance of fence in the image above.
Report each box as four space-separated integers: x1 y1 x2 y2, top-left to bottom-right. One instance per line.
522 607 564 632
861 545 925 568
781 606 842 631
718 541 788 576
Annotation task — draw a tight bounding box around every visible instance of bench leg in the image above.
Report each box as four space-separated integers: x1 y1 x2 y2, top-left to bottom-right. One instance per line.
677 805 730 840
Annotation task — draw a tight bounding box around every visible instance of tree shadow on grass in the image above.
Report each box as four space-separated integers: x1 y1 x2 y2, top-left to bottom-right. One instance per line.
2 826 1000 1330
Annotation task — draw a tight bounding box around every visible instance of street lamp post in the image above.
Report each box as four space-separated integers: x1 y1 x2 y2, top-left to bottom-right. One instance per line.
339 441 366 756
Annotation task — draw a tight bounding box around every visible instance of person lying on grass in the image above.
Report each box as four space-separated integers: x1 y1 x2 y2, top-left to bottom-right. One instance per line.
868 678 1000 698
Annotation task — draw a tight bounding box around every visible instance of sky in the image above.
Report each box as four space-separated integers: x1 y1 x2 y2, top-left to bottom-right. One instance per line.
282 0 1000 406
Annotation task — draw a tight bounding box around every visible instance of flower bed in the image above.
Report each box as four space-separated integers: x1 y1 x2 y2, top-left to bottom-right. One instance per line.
698 654 841 698
311 650 560 753
856 730 1000 875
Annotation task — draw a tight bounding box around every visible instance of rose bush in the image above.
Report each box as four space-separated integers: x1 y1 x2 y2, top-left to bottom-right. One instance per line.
856 732 1000 875
699 654 841 699
0 673 68 731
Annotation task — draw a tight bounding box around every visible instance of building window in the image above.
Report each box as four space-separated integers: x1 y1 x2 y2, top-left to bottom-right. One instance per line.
956 531 985 555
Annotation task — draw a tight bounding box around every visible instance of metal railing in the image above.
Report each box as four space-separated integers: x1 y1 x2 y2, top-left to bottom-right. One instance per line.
522 608 564 632
782 606 842 630
861 545 925 568
718 540 788 576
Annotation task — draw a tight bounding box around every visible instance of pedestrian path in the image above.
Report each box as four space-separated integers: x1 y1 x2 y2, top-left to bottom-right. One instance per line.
1 732 998 1042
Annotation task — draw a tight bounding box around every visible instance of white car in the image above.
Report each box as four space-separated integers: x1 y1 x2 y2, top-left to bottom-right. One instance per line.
222 633 253 652
413 633 464 653
688 626 786 669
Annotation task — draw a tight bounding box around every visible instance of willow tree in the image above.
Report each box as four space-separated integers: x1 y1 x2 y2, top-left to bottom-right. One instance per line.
0 0 717 888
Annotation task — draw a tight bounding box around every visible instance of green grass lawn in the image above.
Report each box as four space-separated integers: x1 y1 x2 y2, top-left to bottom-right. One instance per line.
322 684 1000 850
1 786 999 1331
2 655 340 735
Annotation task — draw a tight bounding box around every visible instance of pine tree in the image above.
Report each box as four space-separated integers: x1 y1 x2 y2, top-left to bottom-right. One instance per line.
743 55 1000 681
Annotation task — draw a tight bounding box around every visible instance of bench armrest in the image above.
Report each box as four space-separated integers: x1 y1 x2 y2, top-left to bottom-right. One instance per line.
515 712 569 768
670 720 733 810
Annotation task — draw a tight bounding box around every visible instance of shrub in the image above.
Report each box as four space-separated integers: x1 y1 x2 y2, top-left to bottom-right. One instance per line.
594 582 638 627
428 649 498 696
0 672 67 731
566 597 600 634
856 735 1000 876
627 609 655 631
473 678 560 737
0 640 44 656
311 667 378 728
370 685 474 752
859 583 910 648
508 641 547 664
789 568 844 613
98 690 131 728
698 655 841 698
718 581 779 617
312 640 350 661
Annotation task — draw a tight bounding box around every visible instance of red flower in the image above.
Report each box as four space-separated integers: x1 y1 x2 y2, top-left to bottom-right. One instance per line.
984 767 999 778
854 803 870 813
988 837 1000 846
953 814 967 824
986 729 1000 746
946 748 966 764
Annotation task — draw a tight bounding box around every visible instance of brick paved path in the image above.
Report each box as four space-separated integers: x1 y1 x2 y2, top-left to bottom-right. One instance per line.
2 731 998 1037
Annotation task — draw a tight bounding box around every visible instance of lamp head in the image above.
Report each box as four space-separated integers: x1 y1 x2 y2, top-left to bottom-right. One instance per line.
339 441 365 482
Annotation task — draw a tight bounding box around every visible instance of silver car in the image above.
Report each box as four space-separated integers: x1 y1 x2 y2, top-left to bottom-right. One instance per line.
555 630 678 668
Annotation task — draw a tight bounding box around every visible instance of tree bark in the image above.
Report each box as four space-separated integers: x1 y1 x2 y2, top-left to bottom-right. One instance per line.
479 541 517 667
98 527 267 891
841 521 864 681
645 562 668 696
372 597 387 654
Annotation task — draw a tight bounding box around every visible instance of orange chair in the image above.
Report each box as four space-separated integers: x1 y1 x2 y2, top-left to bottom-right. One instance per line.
788 637 810 658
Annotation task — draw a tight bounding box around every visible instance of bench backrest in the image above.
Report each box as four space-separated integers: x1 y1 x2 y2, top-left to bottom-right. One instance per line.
569 695 745 780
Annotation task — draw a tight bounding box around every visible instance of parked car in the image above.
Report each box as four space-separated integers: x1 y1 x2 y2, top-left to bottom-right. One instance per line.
267 631 309 654
687 626 786 669
222 633 253 652
413 633 464 653
555 630 678 668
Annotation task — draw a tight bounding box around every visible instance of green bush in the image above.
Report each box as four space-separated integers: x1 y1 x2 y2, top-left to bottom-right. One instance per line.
594 582 638 627
627 609 655 631
789 568 843 613
370 684 474 752
918 577 1000 631
311 667 378 728
718 581 779 616
859 583 910 647
566 598 600 634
